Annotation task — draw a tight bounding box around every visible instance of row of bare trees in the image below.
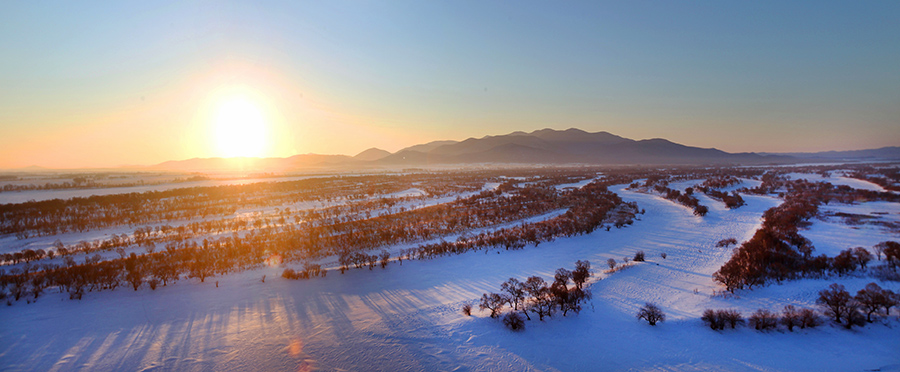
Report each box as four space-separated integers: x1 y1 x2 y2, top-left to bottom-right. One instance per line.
699 283 897 332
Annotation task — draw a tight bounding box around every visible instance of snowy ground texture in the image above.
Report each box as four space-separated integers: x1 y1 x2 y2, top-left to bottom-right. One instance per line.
1 186 899 371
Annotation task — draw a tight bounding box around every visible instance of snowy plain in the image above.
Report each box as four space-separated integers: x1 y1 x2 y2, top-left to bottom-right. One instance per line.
784 172 889 193
1 185 899 371
0 174 327 205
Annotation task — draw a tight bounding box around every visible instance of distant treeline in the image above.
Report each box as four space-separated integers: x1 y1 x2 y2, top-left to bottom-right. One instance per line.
0 175 210 193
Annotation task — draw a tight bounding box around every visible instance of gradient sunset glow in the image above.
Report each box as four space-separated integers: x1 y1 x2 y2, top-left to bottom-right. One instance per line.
1 1 898 169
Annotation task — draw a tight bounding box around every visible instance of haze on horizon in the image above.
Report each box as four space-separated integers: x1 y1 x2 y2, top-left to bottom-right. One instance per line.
1 1 899 169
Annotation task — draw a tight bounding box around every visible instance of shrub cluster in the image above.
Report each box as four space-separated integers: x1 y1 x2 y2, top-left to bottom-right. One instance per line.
701 309 744 330
282 262 326 280
703 189 746 209
479 261 593 331
653 185 708 216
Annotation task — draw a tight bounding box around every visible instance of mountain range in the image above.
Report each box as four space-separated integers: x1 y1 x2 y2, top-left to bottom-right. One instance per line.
144 128 898 172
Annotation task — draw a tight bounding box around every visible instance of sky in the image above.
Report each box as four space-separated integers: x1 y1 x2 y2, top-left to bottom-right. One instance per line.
1 1 899 169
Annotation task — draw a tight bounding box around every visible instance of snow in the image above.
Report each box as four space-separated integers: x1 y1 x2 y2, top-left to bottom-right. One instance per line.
0 175 324 205
822 200 900 218
2 186 899 371
803 201 900 256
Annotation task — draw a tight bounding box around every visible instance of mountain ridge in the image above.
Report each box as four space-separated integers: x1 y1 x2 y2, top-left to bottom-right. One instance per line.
31 128 894 172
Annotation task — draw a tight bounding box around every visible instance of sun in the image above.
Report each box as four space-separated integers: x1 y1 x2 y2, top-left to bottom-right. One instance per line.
211 94 269 158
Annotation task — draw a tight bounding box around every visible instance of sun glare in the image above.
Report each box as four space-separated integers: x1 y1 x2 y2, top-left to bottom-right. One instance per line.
212 94 269 158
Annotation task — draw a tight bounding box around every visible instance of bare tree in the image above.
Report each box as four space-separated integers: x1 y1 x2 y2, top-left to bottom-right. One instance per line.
781 305 801 331
637 303 665 326
817 283 855 324
503 311 525 331
832 249 858 276
702 309 741 330
720 309 743 329
883 290 900 315
554 268 571 286
500 278 526 311
798 308 821 329
524 276 553 321
701 309 724 330
749 309 778 330
558 287 591 316
571 260 591 289
882 241 900 269
366 254 377 270
479 293 505 318
851 247 872 269
873 241 898 261
379 250 390 269
338 250 350 274
125 255 144 291
854 282 896 322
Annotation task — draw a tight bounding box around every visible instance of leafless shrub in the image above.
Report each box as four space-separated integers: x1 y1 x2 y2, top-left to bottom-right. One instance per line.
716 238 738 248
781 305 800 331
633 251 645 262
462 303 472 316
503 311 526 331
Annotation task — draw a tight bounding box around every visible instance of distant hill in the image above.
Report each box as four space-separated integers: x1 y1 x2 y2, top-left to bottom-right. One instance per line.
353 148 391 161
379 128 787 165
397 140 459 154
141 128 897 172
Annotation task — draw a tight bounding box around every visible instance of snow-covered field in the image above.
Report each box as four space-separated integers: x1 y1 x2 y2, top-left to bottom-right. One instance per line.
805 201 900 256
785 172 888 193
3 183 899 371
0 175 325 205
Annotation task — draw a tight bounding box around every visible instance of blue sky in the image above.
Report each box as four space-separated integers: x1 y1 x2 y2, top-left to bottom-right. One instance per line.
1 1 898 167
